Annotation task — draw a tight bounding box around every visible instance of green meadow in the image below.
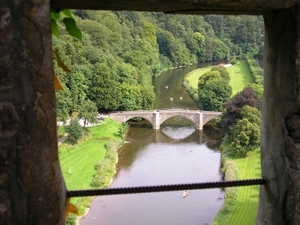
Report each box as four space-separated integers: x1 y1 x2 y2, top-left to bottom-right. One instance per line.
59 118 120 190
227 61 254 95
185 61 254 96
228 149 261 225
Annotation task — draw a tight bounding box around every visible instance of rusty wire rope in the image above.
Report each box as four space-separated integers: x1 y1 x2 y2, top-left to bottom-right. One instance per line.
67 178 266 198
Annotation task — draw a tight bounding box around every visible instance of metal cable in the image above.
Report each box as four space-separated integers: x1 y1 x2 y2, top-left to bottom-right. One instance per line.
67 178 266 198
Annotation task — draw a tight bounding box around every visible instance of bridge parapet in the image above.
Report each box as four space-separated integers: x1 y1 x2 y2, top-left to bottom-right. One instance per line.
109 110 221 130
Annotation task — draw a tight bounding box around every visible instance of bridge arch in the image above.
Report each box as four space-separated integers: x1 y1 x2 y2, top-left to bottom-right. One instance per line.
109 110 222 130
158 113 199 130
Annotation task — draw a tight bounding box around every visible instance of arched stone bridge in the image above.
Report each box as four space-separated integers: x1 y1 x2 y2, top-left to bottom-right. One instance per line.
109 109 222 130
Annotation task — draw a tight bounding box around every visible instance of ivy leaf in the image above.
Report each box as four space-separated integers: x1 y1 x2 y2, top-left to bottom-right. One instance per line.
54 49 71 72
51 18 59 38
50 11 60 20
65 198 79 219
63 18 82 41
61 9 72 18
54 74 64 90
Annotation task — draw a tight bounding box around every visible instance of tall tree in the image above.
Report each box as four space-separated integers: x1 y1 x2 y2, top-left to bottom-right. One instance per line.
198 79 232 111
78 99 98 130
66 118 83 144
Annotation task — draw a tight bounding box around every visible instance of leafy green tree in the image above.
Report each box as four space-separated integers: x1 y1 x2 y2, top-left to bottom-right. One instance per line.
78 99 98 130
229 118 261 156
240 105 262 127
119 84 137 111
211 66 230 82
198 79 232 111
66 118 83 144
198 71 221 89
212 39 230 60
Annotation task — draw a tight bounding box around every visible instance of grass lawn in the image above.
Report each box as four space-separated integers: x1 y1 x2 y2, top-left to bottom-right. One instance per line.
59 118 120 190
57 125 66 139
185 66 213 89
227 61 254 95
184 61 254 95
228 149 261 225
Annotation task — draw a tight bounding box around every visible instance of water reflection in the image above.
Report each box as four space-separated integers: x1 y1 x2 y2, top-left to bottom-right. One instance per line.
81 122 224 225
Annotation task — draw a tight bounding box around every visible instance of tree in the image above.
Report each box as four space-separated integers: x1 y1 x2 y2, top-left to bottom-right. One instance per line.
211 66 231 82
89 74 122 110
66 118 83 144
78 100 98 130
212 38 230 60
220 87 262 134
198 71 221 89
240 105 262 127
229 118 261 156
198 79 232 111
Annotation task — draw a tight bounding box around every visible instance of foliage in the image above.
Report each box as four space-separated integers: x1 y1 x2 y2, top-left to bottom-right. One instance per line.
65 214 76 225
220 87 262 134
66 118 83 144
245 54 263 85
53 11 264 114
211 66 231 82
198 79 232 111
51 9 82 40
197 69 232 111
198 71 222 89
91 139 123 188
229 118 261 155
240 105 262 127
118 122 130 143
78 99 98 130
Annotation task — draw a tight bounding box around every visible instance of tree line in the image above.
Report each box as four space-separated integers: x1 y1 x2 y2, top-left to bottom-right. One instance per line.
53 10 264 121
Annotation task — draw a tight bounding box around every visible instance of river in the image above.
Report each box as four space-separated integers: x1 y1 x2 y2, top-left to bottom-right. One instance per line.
81 62 224 225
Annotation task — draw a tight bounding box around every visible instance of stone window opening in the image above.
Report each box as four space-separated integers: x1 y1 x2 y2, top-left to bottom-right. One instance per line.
2 0 300 224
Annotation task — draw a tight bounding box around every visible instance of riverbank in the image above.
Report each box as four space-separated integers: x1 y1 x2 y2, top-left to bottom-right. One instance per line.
182 59 262 224
58 118 124 224
212 138 261 225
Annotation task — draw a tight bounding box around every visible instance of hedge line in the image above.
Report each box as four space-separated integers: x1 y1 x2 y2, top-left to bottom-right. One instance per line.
182 80 200 107
212 137 239 225
245 55 263 85
91 139 123 188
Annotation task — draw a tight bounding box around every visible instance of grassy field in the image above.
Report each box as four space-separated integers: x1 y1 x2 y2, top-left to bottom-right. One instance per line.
57 125 66 139
59 118 120 190
185 61 254 96
185 66 213 89
227 61 254 95
228 149 261 225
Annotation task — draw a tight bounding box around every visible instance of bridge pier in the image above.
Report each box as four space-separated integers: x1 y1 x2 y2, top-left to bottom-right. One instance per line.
152 111 160 129
195 112 203 130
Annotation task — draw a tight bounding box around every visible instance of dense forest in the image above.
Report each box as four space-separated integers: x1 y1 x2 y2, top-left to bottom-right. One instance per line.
53 10 264 120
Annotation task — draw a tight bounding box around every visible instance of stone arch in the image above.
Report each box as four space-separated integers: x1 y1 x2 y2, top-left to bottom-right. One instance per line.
158 114 197 129
109 113 155 129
